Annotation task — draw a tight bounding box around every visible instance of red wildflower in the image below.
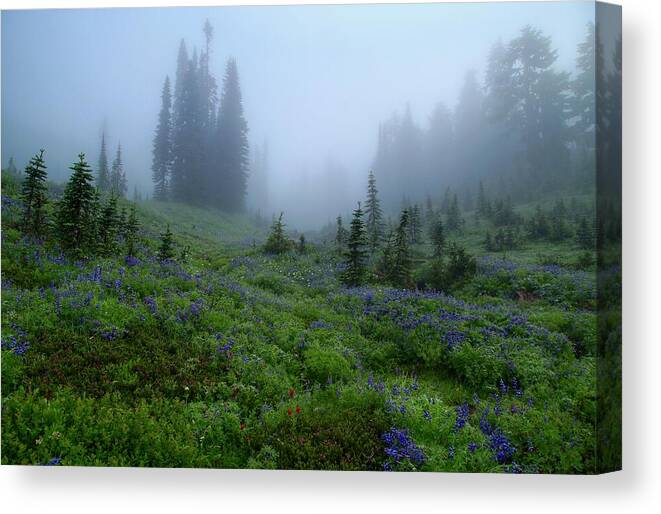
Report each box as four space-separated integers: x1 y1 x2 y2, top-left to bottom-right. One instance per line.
287 407 293 417
288 388 295 398
295 405 301 414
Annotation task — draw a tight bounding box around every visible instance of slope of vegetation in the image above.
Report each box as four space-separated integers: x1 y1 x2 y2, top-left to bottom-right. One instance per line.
1 168 604 473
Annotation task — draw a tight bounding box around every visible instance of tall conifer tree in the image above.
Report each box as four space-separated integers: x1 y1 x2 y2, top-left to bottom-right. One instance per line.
98 192 120 256
20 149 49 237
7 156 17 174
216 58 249 211
171 40 192 202
364 170 384 252
335 215 348 254
388 210 412 287
152 75 172 200
430 215 445 258
111 144 127 198
158 224 176 261
56 153 98 254
477 180 491 219
263 212 289 254
447 194 463 231
97 131 110 192
125 204 140 257
341 203 368 286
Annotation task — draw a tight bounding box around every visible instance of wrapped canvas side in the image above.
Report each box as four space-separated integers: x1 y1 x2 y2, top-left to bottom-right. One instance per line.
595 1 622 474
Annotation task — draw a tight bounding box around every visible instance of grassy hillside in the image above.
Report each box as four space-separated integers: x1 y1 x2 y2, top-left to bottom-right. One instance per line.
1 172 603 473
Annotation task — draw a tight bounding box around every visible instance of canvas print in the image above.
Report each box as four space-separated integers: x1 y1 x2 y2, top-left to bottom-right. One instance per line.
1 1 621 473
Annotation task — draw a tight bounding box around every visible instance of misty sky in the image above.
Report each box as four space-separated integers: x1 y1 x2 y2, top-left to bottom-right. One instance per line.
2 1 594 220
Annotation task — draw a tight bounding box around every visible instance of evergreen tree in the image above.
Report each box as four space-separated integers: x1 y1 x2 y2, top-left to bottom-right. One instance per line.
527 205 551 240
390 209 412 287
572 22 596 187
477 181 491 219
98 193 120 256
297 234 307 255
199 20 219 207
88 188 102 253
492 196 517 226
550 215 570 242
335 215 348 254
171 40 202 203
216 58 249 211
505 226 518 250
248 140 270 214
488 26 570 187
576 217 594 250
364 169 384 252
429 215 445 258
7 156 17 174
409 204 422 244
117 206 127 238
152 75 172 200
424 102 454 193
97 131 110 192
110 144 127 197
484 230 494 252
341 203 368 287
454 70 488 183
20 149 49 237
441 187 452 214
263 212 289 254
124 204 140 257
378 229 396 283
56 153 98 254
425 195 435 225
179 244 191 263
462 188 474 212
170 39 189 201
443 242 477 288
447 193 463 231
158 224 176 261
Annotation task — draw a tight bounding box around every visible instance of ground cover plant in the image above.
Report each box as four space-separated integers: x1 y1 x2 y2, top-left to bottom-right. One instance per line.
1 159 615 473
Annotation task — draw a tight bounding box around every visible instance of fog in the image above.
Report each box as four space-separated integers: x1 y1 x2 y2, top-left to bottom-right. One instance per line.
2 2 594 229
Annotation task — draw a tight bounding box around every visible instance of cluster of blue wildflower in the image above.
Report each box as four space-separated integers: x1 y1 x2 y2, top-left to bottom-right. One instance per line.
175 298 204 323
309 320 333 330
381 427 426 470
1 326 30 356
478 405 516 464
453 402 470 432
216 334 236 355
489 430 516 464
445 330 467 349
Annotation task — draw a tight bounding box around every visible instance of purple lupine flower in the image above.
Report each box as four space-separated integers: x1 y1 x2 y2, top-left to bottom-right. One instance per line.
309 320 332 330
489 430 516 464
144 296 157 314
444 330 467 349
381 427 426 469
453 402 470 432
479 406 493 435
